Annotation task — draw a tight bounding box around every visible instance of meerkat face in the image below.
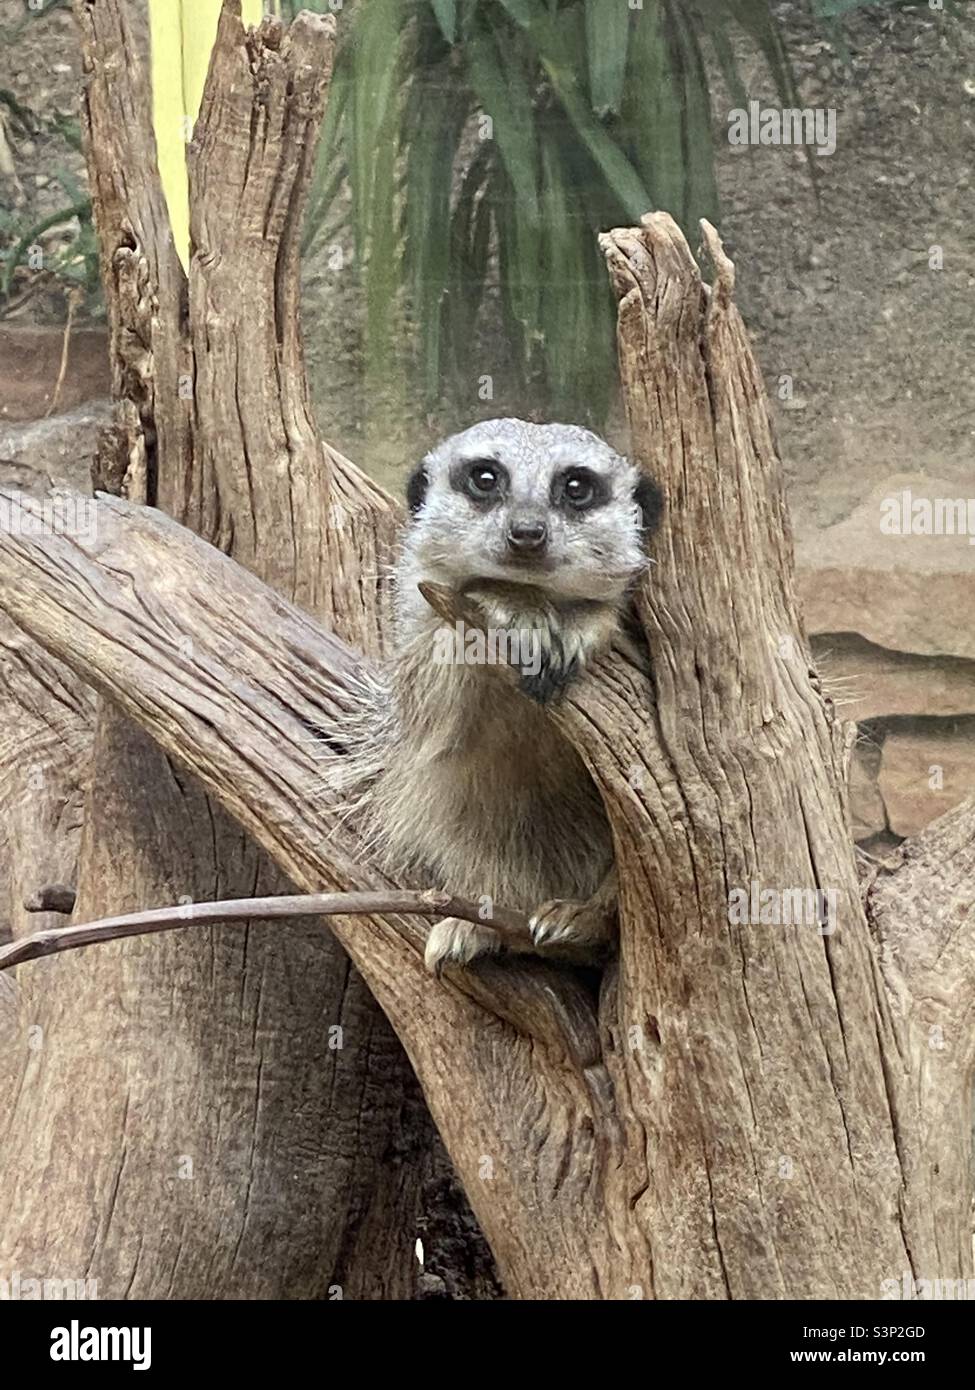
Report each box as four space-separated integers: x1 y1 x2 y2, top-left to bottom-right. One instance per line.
404 418 662 603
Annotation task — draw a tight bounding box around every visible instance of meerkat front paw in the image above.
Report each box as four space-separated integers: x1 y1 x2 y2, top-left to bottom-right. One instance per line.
519 607 619 705
529 896 616 959
424 917 502 975
462 586 613 706
518 626 583 704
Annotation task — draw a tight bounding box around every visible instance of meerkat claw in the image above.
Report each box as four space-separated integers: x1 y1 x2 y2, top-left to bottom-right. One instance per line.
518 639 579 705
529 897 615 957
424 917 503 975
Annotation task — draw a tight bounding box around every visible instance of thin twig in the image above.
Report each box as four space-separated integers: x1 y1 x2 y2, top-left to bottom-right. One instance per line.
45 285 82 418
0 889 532 972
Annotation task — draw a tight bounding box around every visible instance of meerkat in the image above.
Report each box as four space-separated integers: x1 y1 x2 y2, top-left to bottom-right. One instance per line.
343 418 662 974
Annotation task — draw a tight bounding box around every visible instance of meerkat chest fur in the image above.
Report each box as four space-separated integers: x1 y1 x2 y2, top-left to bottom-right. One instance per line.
359 418 662 946
380 592 614 910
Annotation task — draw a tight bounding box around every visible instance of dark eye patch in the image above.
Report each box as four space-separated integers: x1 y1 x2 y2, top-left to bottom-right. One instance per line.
406 464 429 517
450 457 508 504
634 476 664 534
553 467 609 514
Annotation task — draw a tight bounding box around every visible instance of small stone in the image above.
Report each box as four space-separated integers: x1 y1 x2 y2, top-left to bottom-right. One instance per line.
417 1272 448 1299
796 474 975 663
878 728 975 838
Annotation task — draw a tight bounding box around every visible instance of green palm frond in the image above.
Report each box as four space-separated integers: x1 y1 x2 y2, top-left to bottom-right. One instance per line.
297 0 907 421
430 0 459 42
584 0 630 117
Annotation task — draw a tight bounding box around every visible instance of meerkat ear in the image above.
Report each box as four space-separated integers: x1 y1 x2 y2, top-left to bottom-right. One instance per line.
634 475 664 536
406 464 429 517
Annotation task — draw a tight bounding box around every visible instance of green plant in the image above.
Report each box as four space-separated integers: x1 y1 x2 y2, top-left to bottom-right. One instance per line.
298 0 797 419
0 132 101 314
298 0 908 419
0 6 101 316
0 200 94 295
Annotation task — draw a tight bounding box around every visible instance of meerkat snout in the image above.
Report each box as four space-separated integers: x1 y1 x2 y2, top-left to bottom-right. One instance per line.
505 516 548 554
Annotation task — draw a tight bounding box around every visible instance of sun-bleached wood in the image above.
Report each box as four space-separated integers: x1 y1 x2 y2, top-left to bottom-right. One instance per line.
0 0 493 1303
1 214 972 1292
0 0 967 1304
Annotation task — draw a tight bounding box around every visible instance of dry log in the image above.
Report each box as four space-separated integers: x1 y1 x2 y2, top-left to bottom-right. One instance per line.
0 446 94 1039
1 215 972 1293
0 5 969 1301
0 0 485 1302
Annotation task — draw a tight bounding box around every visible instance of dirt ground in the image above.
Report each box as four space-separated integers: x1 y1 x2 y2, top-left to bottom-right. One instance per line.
1 0 972 520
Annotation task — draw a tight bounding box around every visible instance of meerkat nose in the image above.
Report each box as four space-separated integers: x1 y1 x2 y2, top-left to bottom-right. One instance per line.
506 518 548 553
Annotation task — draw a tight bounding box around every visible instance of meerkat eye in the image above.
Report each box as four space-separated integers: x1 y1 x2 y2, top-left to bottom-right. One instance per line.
466 461 501 497
563 469 597 510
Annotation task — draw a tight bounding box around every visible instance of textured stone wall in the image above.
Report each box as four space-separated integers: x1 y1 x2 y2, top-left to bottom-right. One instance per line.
798 475 975 848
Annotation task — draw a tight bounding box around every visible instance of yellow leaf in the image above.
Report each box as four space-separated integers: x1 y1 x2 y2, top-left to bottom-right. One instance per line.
149 0 265 270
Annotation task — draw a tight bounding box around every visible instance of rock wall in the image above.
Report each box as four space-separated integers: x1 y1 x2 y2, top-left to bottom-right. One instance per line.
799 475 975 847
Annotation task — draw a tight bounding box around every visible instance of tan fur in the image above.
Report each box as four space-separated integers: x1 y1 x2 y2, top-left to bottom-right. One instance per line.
381 600 614 913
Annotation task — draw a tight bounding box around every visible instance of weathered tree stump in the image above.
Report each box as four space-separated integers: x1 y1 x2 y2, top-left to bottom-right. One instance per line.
0 210 971 1296
0 0 496 1301
0 0 970 1302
